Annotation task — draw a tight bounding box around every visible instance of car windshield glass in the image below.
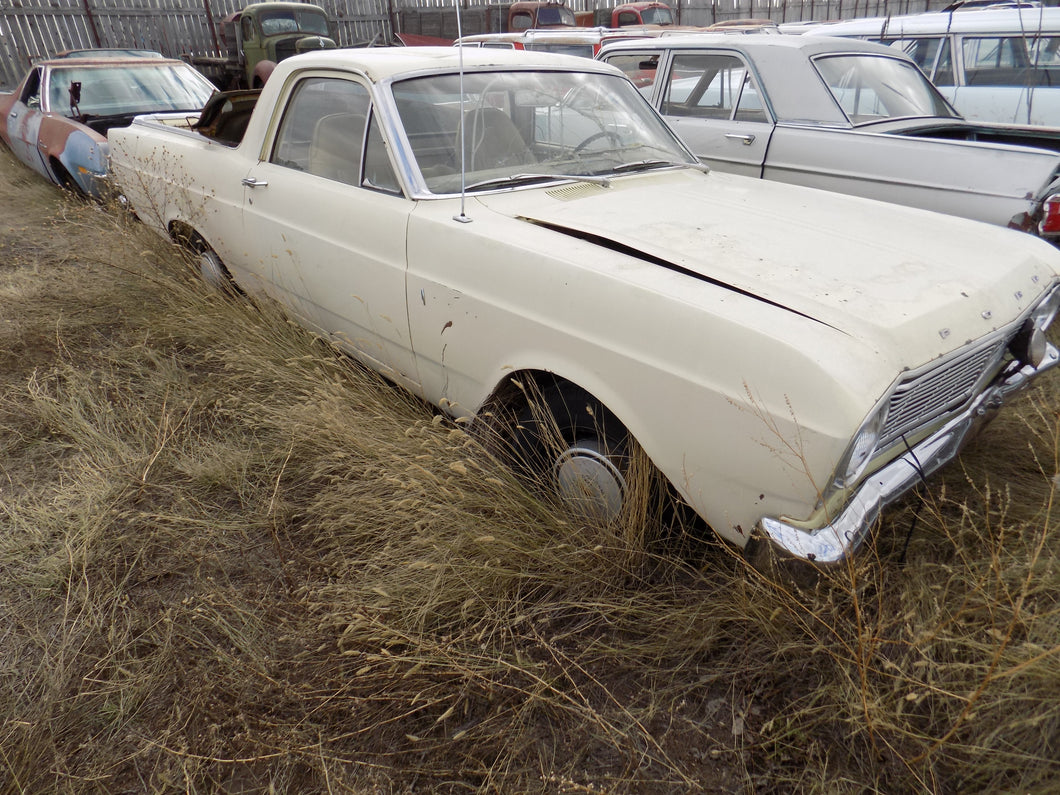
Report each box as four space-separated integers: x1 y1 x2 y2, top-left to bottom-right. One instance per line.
47 64 215 117
813 54 957 124
259 9 330 36
526 42 596 58
641 6 674 24
536 6 576 26
392 69 694 195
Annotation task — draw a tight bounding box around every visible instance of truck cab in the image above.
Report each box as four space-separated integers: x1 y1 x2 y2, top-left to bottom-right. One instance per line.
216 2 338 88
507 2 577 31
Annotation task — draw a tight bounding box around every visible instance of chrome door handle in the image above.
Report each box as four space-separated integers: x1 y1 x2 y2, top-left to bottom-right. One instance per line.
725 133 756 145
242 177 268 188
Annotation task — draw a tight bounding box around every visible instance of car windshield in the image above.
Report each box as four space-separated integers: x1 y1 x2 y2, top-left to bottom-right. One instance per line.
641 6 675 24
536 5 576 26
258 9 330 36
813 54 958 124
392 69 695 195
526 42 597 58
46 63 215 117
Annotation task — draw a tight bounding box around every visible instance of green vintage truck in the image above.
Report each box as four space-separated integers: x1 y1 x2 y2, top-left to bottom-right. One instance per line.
189 2 338 89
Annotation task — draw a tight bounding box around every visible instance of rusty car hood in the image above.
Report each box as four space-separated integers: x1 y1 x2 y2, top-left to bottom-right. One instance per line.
474 168 1060 366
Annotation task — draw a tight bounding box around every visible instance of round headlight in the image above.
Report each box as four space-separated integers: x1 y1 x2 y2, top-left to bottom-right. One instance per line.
834 410 886 489
1031 286 1060 332
1011 317 1048 368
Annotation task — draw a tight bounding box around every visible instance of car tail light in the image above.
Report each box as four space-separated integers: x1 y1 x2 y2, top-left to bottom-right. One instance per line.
1040 194 1060 236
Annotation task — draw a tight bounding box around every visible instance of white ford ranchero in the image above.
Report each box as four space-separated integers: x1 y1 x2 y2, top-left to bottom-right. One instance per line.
108 47 1060 567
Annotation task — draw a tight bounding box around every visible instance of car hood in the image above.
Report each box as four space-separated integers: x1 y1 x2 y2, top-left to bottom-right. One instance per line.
474 168 1060 367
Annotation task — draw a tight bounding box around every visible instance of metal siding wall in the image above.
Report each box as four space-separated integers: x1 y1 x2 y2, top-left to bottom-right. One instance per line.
0 0 396 88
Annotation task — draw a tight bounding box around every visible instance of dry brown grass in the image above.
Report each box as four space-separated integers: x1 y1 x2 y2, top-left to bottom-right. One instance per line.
1 146 1059 793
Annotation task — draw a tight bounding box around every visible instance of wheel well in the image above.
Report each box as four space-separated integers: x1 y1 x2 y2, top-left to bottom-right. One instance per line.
48 158 86 196
483 370 568 420
168 220 208 252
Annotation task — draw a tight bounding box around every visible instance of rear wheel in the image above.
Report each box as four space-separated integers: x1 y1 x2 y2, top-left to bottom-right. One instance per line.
197 246 230 291
174 228 241 296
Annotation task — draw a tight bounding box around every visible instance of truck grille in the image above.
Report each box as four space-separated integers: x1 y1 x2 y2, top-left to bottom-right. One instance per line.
880 338 1008 446
275 40 298 61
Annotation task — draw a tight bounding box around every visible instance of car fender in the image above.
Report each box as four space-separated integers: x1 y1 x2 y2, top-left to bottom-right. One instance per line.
252 60 277 88
49 125 109 196
404 202 880 545
761 124 1060 227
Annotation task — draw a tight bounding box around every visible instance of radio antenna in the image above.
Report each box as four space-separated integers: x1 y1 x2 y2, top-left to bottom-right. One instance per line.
453 0 472 223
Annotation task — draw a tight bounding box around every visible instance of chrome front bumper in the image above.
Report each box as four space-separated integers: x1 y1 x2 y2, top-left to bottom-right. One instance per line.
752 343 1059 565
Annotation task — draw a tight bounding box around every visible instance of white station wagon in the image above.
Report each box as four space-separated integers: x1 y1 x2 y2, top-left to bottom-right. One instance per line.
108 48 1060 568
808 7 1060 127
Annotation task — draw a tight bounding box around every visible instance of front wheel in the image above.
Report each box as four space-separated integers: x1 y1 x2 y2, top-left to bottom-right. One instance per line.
508 383 630 521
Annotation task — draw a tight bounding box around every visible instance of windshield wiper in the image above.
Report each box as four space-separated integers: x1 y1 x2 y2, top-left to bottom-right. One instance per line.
464 172 613 192
609 159 711 176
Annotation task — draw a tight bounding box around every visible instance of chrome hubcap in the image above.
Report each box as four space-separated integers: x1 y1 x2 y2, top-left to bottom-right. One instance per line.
553 439 625 520
199 250 227 290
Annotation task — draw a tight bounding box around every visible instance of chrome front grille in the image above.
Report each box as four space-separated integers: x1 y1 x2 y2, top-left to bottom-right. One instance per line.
880 338 1008 446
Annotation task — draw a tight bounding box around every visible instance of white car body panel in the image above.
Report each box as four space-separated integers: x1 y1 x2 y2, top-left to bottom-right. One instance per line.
108 47 1060 563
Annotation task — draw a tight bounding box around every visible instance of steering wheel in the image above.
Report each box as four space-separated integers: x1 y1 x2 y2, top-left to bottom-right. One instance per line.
573 130 621 155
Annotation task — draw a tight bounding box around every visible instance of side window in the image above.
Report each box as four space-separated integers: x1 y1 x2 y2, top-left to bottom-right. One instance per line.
1031 35 1060 66
1026 36 1060 87
662 53 767 122
962 36 1030 85
895 37 940 73
889 36 955 86
602 52 659 93
271 77 401 194
241 16 255 43
934 37 954 86
19 68 42 108
363 112 401 195
510 11 532 31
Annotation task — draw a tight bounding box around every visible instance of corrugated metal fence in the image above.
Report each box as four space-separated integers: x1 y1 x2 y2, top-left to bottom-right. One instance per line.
0 0 965 89
0 0 392 89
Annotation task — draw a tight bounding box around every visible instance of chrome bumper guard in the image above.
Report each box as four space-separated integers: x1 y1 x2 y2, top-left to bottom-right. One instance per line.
753 343 1060 565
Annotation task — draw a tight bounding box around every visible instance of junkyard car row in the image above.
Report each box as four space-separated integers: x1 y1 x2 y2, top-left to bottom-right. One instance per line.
3 35 1060 570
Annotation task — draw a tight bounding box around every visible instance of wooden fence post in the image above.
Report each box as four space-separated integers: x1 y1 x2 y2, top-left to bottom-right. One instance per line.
79 0 102 47
202 0 221 56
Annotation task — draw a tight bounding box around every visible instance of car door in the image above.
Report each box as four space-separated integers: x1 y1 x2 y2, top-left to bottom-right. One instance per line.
239 72 420 389
5 67 52 180
655 51 774 177
951 34 1035 124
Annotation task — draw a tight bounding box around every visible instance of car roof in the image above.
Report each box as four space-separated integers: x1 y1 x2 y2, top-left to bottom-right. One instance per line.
599 32 902 57
51 48 164 59
816 6 1060 36
599 33 929 125
274 45 622 82
37 55 195 69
